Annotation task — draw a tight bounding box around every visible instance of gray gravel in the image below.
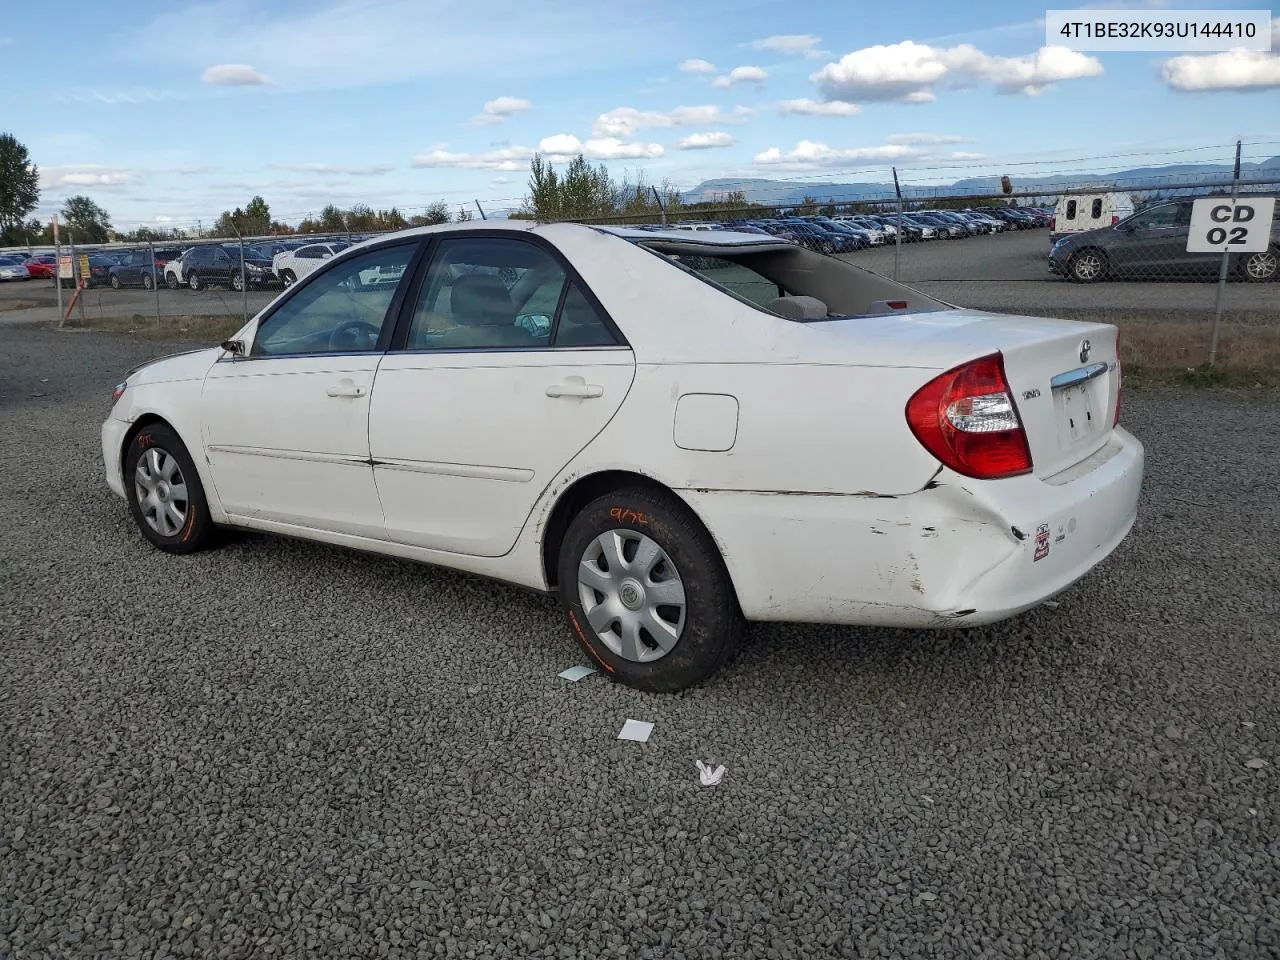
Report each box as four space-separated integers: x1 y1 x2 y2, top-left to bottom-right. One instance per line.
2 324 1279 959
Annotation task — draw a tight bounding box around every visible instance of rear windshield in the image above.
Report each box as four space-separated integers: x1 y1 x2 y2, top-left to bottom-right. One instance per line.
635 241 947 321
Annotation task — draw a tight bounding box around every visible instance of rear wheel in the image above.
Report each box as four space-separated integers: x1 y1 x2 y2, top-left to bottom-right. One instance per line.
557 487 744 693
142 272 154 290
166 272 179 289
1069 249 1107 283
123 422 219 554
281 268 297 287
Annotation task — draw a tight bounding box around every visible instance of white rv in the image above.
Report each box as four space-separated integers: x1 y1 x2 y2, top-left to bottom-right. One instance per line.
1051 192 1134 242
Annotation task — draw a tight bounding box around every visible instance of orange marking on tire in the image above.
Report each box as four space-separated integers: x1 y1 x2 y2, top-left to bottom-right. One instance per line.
570 610 614 673
609 507 648 526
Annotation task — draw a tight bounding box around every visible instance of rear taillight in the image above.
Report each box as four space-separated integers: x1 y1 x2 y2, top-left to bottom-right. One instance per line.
905 353 1033 480
1111 215 1120 226
1050 217 1056 231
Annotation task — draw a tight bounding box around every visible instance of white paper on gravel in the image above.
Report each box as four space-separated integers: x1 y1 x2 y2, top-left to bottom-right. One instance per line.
558 665 597 682
617 719 654 742
696 760 726 786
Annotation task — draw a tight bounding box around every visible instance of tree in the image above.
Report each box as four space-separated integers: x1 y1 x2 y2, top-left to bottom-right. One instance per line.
410 201 451 226
456 206 473 222
0 133 40 244
62 195 112 243
242 195 271 234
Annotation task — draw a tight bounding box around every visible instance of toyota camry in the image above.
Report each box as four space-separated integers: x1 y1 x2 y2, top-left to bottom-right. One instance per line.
102 221 1144 692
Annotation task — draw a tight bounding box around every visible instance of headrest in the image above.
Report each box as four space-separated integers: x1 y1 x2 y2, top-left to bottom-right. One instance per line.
451 274 514 326
767 295 829 321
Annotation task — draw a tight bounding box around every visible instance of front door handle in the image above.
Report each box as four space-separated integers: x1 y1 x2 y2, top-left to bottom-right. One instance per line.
546 376 603 399
327 380 367 398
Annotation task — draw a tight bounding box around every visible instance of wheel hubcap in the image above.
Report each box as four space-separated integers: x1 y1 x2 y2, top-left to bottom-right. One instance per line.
577 529 687 663
134 447 189 537
1247 252 1276 279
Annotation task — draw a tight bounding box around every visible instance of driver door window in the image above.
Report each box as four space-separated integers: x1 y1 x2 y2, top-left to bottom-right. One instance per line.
253 243 416 357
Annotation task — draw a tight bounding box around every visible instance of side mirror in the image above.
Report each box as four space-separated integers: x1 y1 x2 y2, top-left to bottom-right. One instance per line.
221 339 245 357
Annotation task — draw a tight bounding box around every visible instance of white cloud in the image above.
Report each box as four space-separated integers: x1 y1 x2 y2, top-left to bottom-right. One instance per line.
886 132 972 145
201 63 272 86
591 104 751 137
677 132 737 150
1161 23 1280 91
778 98 861 117
271 162 397 175
679 58 717 74
949 151 986 160
746 34 827 59
712 65 768 89
812 41 1101 101
410 132 664 170
411 145 534 172
471 96 533 125
538 134 664 160
40 165 138 189
754 140 921 169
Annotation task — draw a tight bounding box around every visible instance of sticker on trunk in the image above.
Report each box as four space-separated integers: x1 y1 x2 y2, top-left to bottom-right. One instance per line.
1033 523 1051 562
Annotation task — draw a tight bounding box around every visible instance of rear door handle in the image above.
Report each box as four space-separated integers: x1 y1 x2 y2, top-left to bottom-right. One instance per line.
546 376 603 399
327 380 367 398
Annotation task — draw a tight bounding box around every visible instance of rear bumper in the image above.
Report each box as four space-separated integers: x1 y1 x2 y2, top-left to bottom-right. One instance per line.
679 428 1144 628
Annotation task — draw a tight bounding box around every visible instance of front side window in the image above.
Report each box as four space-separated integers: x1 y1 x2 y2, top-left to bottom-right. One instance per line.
251 243 416 357
1066 200 1077 219
1131 204 1181 229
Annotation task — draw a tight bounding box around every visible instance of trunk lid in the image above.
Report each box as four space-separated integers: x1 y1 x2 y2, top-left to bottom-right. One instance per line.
813 308 1121 479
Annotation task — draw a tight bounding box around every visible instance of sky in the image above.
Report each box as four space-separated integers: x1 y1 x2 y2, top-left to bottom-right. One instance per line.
1 0 1277 229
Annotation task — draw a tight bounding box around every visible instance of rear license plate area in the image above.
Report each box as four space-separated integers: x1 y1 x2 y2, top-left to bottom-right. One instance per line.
1054 382 1099 444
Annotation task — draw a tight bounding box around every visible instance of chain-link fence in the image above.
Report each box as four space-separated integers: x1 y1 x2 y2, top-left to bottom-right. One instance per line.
2 168 1276 374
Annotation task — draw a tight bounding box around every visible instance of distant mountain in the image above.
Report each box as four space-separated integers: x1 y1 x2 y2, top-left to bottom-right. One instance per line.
681 156 1280 206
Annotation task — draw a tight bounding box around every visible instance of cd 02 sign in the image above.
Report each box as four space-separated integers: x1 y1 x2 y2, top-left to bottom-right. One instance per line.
1187 197 1276 254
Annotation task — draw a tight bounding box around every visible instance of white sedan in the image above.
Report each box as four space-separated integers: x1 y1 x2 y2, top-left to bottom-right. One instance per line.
272 241 350 286
101 221 1144 692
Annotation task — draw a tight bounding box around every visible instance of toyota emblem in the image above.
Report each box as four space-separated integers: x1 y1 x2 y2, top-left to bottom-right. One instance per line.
1079 339 1092 364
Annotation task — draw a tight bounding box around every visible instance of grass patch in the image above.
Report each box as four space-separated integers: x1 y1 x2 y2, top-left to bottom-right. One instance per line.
61 313 246 342
1111 315 1280 387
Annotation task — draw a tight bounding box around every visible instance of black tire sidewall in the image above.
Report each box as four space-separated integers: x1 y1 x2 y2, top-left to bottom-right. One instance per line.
557 487 743 693
122 423 215 554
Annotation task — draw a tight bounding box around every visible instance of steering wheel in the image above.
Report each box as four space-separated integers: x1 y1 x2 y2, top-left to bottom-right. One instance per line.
328 319 379 352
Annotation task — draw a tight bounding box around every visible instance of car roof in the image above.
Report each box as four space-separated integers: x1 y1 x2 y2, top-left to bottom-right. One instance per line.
595 225 796 253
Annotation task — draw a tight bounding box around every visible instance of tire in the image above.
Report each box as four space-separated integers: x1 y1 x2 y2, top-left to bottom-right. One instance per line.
1069 248 1107 283
1240 247 1278 282
231 272 245 292
122 422 219 555
166 273 179 290
143 273 153 290
110 274 121 289
281 268 297 287
557 486 744 693
188 271 201 291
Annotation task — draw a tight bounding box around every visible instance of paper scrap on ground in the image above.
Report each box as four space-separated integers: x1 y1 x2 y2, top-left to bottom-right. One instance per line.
617 719 653 743
1043 600 1060 609
1245 757 1268 769
558 665 597 682
696 760 726 786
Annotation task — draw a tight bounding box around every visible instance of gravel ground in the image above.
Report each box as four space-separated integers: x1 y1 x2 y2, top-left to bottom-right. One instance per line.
2 325 1278 960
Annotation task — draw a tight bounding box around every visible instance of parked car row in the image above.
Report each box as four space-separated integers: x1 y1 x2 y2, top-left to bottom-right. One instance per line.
658 206 1051 254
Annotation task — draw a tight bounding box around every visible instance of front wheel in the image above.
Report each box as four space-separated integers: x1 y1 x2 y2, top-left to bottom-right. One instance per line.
1240 248 1278 282
110 274 121 289
557 487 744 693
231 272 245 292
281 269 297 287
123 422 219 554
166 273 179 289
1070 249 1107 283
142 273 154 290
188 271 201 291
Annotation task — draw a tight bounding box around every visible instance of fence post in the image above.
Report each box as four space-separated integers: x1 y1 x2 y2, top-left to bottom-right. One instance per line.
236 230 248 324
651 185 668 227
53 217 63 326
1207 139 1242 368
892 166 903 282
149 239 160 329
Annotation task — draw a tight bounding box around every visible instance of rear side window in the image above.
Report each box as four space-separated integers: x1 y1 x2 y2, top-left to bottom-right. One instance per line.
1066 200 1077 219
663 254 780 307
1091 199 1103 219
